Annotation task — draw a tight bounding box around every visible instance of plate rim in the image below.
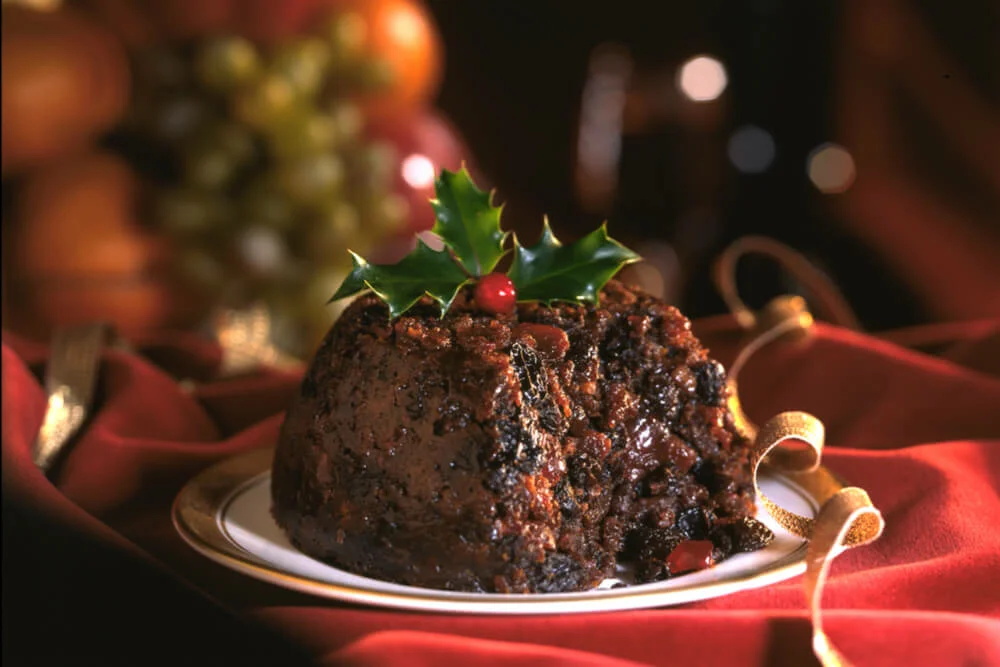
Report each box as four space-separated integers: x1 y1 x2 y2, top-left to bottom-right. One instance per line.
172 446 818 614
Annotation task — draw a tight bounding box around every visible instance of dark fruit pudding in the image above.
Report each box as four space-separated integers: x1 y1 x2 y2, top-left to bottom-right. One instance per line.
271 280 773 593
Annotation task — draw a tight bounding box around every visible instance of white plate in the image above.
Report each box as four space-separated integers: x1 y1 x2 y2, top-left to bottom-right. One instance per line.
174 447 816 614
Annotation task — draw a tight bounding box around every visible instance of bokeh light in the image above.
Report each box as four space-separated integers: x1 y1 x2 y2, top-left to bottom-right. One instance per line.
727 125 776 173
807 143 856 193
238 227 287 275
401 153 437 189
677 56 728 102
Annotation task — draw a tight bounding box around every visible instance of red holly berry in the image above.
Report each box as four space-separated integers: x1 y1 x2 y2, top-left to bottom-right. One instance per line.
666 540 714 575
475 273 516 314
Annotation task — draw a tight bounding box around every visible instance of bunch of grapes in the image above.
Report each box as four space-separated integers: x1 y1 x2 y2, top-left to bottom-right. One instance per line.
118 11 408 357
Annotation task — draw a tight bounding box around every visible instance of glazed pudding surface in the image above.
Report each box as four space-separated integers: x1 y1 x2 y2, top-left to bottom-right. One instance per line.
271 281 764 593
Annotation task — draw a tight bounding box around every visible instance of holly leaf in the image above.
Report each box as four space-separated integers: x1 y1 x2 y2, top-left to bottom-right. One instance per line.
329 167 638 318
329 240 470 318
329 250 371 302
430 166 508 276
508 219 641 304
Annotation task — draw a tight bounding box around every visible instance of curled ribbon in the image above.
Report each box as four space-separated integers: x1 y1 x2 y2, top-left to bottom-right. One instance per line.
716 238 885 667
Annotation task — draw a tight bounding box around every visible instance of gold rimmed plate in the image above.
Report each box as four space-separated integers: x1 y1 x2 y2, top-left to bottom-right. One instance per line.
173 447 818 614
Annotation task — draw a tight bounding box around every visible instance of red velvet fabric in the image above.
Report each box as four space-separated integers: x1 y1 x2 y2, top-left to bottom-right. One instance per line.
3 319 1000 667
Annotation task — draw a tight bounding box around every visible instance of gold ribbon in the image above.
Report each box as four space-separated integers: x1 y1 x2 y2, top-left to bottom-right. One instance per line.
214 303 303 378
717 238 885 667
712 235 863 333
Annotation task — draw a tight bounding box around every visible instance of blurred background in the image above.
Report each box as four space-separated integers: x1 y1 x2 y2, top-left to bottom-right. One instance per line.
2 0 998 358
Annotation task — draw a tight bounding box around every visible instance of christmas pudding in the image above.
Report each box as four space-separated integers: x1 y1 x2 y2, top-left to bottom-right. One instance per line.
271 168 772 593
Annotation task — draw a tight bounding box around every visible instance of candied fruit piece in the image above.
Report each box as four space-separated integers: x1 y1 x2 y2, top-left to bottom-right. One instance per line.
666 539 714 575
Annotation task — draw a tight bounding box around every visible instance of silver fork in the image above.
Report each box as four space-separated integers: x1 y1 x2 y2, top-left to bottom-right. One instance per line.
33 323 107 474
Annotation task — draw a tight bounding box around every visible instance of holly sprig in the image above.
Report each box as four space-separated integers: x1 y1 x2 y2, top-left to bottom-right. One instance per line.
330 166 640 317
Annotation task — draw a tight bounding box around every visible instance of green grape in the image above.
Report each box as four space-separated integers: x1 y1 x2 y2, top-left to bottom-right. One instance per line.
179 121 257 190
327 200 361 237
276 154 345 205
148 94 215 142
239 178 298 231
182 150 237 191
271 38 332 99
351 193 407 247
304 201 360 261
329 102 364 144
152 188 231 238
266 109 339 159
181 139 240 190
174 246 227 288
233 74 299 130
356 58 395 92
323 12 367 66
376 193 409 233
195 36 261 92
213 121 258 166
351 140 397 192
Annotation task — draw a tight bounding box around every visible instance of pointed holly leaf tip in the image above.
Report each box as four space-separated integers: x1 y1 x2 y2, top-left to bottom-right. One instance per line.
330 240 470 318
329 251 371 303
508 219 641 304
430 166 508 276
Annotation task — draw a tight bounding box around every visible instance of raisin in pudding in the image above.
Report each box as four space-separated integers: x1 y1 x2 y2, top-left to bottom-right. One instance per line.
271 280 773 593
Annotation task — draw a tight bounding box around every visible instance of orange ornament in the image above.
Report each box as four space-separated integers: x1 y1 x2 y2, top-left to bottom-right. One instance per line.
345 0 443 120
1 5 130 175
4 151 209 340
